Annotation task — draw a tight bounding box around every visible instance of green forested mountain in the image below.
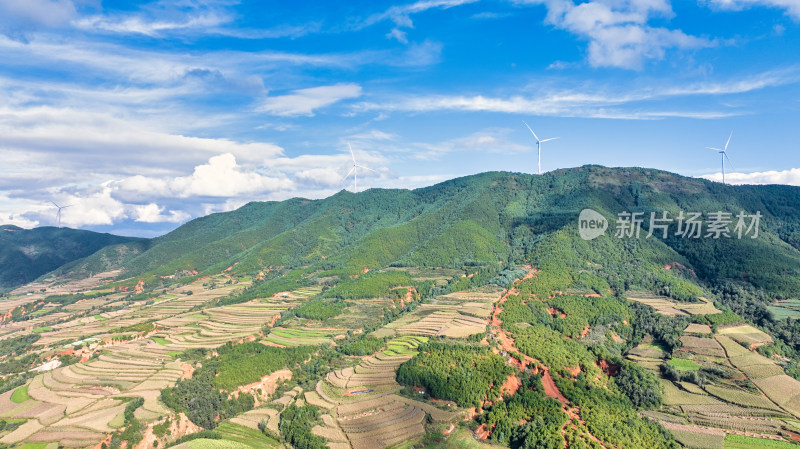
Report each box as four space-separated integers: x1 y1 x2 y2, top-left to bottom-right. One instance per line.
0 225 144 291
62 165 800 299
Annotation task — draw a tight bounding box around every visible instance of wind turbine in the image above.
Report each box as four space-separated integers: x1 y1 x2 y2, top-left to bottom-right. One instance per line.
342 143 376 193
51 202 72 227
707 131 733 184
522 121 559 175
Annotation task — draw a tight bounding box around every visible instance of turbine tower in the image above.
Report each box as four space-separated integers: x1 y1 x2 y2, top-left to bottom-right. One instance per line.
342 143 376 193
522 120 559 175
52 202 72 227
707 131 733 184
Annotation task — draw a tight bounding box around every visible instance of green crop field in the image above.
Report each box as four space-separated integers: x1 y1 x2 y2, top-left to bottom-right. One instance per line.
668 358 702 371
11 385 30 403
152 337 170 345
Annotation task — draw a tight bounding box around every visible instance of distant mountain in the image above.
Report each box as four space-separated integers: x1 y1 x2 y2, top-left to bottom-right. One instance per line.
0 225 145 291
61 165 800 298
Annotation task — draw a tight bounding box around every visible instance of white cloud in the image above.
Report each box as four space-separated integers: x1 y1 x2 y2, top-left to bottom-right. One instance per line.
169 153 293 198
700 167 800 185
0 0 77 32
57 184 127 227
365 0 480 28
0 105 286 181
132 203 190 224
703 0 800 20
387 28 409 43
258 83 363 116
516 0 713 69
75 13 228 37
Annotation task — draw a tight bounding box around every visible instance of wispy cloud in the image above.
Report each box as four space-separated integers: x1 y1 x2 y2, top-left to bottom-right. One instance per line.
703 0 800 20
364 0 480 28
354 68 799 118
258 83 363 116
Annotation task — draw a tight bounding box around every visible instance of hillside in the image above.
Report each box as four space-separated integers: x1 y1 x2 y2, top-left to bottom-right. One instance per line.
2 166 800 449
0 225 145 291
62 166 800 297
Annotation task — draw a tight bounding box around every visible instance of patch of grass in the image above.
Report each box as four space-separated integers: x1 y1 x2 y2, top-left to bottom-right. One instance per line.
667 358 701 371
724 434 798 449
32 326 52 333
11 385 30 403
19 444 49 449
152 337 170 346
93 314 108 321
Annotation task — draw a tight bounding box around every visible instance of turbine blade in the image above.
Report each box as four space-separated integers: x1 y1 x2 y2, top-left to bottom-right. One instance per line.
348 143 356 163
522 120 540 142
356 165 377 172
51 201 60 208
707 147 723 152
341 167 355 181
540 137 559 142
724 131 733 151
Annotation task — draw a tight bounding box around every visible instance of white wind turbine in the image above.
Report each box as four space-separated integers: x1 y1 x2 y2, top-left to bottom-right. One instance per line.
522 120 559 175
342 143 376 193
707 131 733 184
52 202 72 227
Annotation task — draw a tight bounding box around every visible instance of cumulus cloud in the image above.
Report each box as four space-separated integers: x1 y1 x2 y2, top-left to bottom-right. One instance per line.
258 83 363 116
169 153 293 198
515 0 713 69
132 203 190 223
700 167 800 185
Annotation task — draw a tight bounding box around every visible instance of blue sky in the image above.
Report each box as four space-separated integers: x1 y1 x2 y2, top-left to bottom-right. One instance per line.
1 0 799 237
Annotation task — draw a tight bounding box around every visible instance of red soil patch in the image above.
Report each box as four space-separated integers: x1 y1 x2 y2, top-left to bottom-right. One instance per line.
596 360 620 377
181 363 195 381
580 325 591 338
271 291 291 299
664 262 698 278
362 267 370 274
233 368 292 405
443 423 455 435
223 262 239 273
135 412 201 449
501 374 523 396
260 340 287 348
541 369 569 406
475 423 493 440
566 366 581 377
134 280 145 294
546 307 567 319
